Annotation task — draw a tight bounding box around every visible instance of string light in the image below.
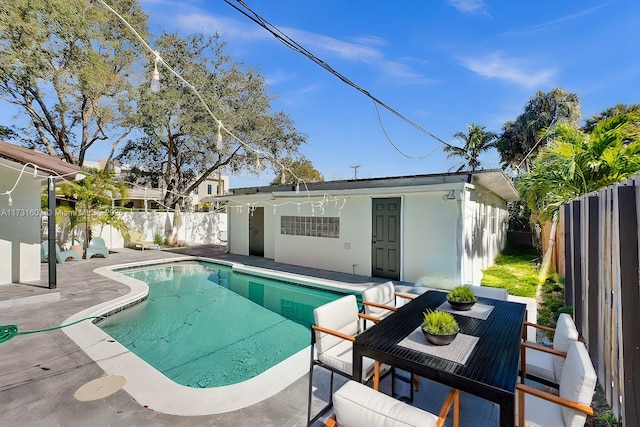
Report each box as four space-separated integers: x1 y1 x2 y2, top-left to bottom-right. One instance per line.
280 167 286 185
150 51 161 93
216 122 224 151
7 194 13 206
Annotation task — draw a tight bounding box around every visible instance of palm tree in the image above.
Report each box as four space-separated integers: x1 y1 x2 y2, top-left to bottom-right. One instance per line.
444 124 497 172
56 168 129 249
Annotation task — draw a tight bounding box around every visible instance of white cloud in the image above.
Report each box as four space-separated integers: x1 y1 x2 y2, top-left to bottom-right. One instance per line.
460 52 555 88
176 13 268 40
446 0 488 15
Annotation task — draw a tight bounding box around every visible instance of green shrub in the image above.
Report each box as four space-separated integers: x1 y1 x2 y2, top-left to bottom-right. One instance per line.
153 232 165 245
422 310 459 335
446 285 476 303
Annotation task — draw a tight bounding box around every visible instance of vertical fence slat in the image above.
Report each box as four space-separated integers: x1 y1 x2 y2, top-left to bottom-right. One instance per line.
587 195 599 366
572 200 583 333
618 184 640 425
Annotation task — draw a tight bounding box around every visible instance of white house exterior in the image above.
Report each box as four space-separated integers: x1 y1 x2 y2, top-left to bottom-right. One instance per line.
223 170 519 288
0 141 80 285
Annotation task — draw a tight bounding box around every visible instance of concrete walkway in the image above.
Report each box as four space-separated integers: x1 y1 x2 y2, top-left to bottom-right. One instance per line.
0 245 535 426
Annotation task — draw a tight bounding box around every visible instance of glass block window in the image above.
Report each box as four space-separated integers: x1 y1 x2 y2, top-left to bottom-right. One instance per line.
281 216 340 238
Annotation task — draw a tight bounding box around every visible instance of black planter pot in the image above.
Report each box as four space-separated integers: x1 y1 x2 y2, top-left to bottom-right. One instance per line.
423 330 459 346
447 299 476 311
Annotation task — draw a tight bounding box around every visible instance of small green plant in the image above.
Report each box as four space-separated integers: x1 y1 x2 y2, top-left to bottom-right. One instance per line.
446 285 476 303
153 232 165 246
422 310 459 335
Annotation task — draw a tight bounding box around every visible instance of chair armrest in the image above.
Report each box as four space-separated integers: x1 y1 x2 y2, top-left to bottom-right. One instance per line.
311 325 356 342
524 321 555 333
395 292 417 300
362 301 398 312
358 312 384 324
516 383 593 420
522 341 567 358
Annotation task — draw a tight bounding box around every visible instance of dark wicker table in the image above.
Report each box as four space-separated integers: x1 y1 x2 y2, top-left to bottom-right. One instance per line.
353 290 526 427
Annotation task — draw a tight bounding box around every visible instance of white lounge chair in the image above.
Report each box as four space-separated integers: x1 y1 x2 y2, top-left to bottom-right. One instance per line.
40 241 81 264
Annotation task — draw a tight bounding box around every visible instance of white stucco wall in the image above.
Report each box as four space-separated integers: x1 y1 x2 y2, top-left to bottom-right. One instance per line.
403 191 462 288
273 196 371 275
229 205 250 255
91 211 227 249
0 166 41 284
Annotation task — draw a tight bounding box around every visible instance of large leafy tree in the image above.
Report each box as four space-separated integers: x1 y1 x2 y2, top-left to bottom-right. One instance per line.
0 0 148 166
496 88 581 172
118 32 306 208
443 123 497 172
270 157 324 185
517 110 640 222
582 103 640 133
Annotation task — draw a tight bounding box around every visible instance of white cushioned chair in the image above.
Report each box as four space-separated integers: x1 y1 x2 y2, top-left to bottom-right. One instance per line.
325 380 459 427
470 285 508 301
521 313 578 388
307 295 387 426
361 282 419 399
517 340 596 427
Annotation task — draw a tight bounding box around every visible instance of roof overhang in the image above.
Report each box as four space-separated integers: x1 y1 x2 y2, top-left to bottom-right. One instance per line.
0 140 81 180
223 169 519 202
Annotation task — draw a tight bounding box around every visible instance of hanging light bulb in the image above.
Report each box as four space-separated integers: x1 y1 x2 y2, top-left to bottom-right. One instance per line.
256 153 261 169
216 122 224 151
7 193 13 206
295 181 300 193
32 165 38 178
280 167 286 185
150 56 160 93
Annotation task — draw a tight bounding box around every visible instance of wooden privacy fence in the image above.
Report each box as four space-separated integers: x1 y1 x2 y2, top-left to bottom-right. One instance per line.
563 176 640 425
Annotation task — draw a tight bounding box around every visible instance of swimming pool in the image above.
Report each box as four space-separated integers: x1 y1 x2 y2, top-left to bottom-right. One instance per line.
97 261 351 388
62 256 363 415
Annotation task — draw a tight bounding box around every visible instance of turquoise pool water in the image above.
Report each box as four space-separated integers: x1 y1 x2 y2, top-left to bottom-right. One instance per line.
97 261 353 388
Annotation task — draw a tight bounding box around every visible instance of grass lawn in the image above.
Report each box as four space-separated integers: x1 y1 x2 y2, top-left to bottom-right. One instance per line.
481 247 540 298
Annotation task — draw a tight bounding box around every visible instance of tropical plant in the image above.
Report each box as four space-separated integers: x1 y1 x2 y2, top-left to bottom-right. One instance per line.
495 88 581 172
0 0 148 166
443 124 497 172
446 285 476 303
422 310 459 335
55 169 129 248
517 110 640 222
118 31 305 208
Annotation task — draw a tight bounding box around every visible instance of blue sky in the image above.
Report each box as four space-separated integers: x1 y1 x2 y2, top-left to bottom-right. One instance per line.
6 1 640 188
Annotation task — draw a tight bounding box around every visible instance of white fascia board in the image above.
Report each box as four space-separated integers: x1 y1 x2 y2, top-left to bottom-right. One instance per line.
271 182 467 198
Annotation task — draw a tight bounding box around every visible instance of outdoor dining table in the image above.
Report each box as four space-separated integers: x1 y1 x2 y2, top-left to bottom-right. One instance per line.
352 289 526 427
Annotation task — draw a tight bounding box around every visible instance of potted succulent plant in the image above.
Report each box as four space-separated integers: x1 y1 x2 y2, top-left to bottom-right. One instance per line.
422 310 459 345
446 285 477 311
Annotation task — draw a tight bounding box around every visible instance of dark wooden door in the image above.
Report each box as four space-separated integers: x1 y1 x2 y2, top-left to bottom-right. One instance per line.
371 198 401 280
249 207 264 257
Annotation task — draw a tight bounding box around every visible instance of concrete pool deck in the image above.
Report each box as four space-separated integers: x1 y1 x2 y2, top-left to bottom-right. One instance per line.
0 245 537 426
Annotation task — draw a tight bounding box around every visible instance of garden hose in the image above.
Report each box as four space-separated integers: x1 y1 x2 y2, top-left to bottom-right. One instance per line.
0 316 103 344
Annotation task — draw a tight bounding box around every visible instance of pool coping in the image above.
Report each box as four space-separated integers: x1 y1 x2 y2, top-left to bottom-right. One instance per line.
62 255 354 416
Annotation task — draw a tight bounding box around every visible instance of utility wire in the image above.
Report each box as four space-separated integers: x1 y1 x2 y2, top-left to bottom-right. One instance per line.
224 0 456 156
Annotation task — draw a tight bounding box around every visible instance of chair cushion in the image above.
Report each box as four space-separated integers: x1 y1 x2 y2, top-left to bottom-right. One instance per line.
318 339 376 377
314 295 360 355
333 380 438 427
552 314 579 380
525 347 556 383
559 341 597 427
362 282 396 319
520 392 565 427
